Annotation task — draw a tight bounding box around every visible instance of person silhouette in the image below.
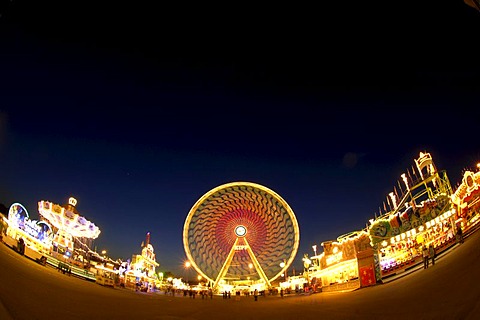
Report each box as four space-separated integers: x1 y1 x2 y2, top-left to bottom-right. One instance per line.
456 225 464 244
422 245 429 269
429 245 436 266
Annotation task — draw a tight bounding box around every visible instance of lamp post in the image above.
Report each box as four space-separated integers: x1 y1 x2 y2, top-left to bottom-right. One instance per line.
280 260 287 281
184 261 191 285
248 263 253 286
302 254 311 286
101 250 107 264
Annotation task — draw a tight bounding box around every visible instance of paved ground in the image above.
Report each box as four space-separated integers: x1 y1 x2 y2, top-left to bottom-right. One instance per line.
1 231 480 320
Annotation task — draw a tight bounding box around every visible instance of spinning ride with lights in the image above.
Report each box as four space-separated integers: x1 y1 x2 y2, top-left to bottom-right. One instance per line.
38 197 100 256
183 182 299 290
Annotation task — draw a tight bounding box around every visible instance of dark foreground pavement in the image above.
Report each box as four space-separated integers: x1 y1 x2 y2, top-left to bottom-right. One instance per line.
1 231 480 320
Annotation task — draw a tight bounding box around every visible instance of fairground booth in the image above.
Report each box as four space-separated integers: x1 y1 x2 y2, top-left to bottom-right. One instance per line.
306 230 374 292
368 152 457 281
451 167 480 237
306 152 467 291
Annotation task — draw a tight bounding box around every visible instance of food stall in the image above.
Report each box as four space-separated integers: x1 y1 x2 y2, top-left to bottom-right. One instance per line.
307 230 374 292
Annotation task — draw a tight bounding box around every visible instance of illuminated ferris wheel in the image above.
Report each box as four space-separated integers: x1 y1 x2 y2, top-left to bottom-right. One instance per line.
183 182 300 289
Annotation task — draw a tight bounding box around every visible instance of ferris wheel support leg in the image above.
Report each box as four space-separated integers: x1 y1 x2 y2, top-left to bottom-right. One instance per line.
213 238 240 289
244 237 271 288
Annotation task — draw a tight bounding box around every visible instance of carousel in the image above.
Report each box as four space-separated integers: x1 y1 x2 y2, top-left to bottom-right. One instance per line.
37 197 101 265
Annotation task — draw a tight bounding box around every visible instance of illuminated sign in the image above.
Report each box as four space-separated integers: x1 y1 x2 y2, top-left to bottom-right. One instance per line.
8 203 53 246
24 219 41 237
325 251 343 266
68 197 77 206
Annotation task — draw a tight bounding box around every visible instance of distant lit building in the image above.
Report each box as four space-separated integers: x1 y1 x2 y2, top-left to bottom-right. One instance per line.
123 232 160 291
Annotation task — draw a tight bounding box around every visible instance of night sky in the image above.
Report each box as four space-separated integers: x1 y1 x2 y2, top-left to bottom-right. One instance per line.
1 2 479 276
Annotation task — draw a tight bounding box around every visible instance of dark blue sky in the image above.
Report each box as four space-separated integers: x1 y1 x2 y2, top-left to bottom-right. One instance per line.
1 2 479 276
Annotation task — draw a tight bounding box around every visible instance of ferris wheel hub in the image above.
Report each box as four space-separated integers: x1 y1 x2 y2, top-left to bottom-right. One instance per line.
235 225 247 237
